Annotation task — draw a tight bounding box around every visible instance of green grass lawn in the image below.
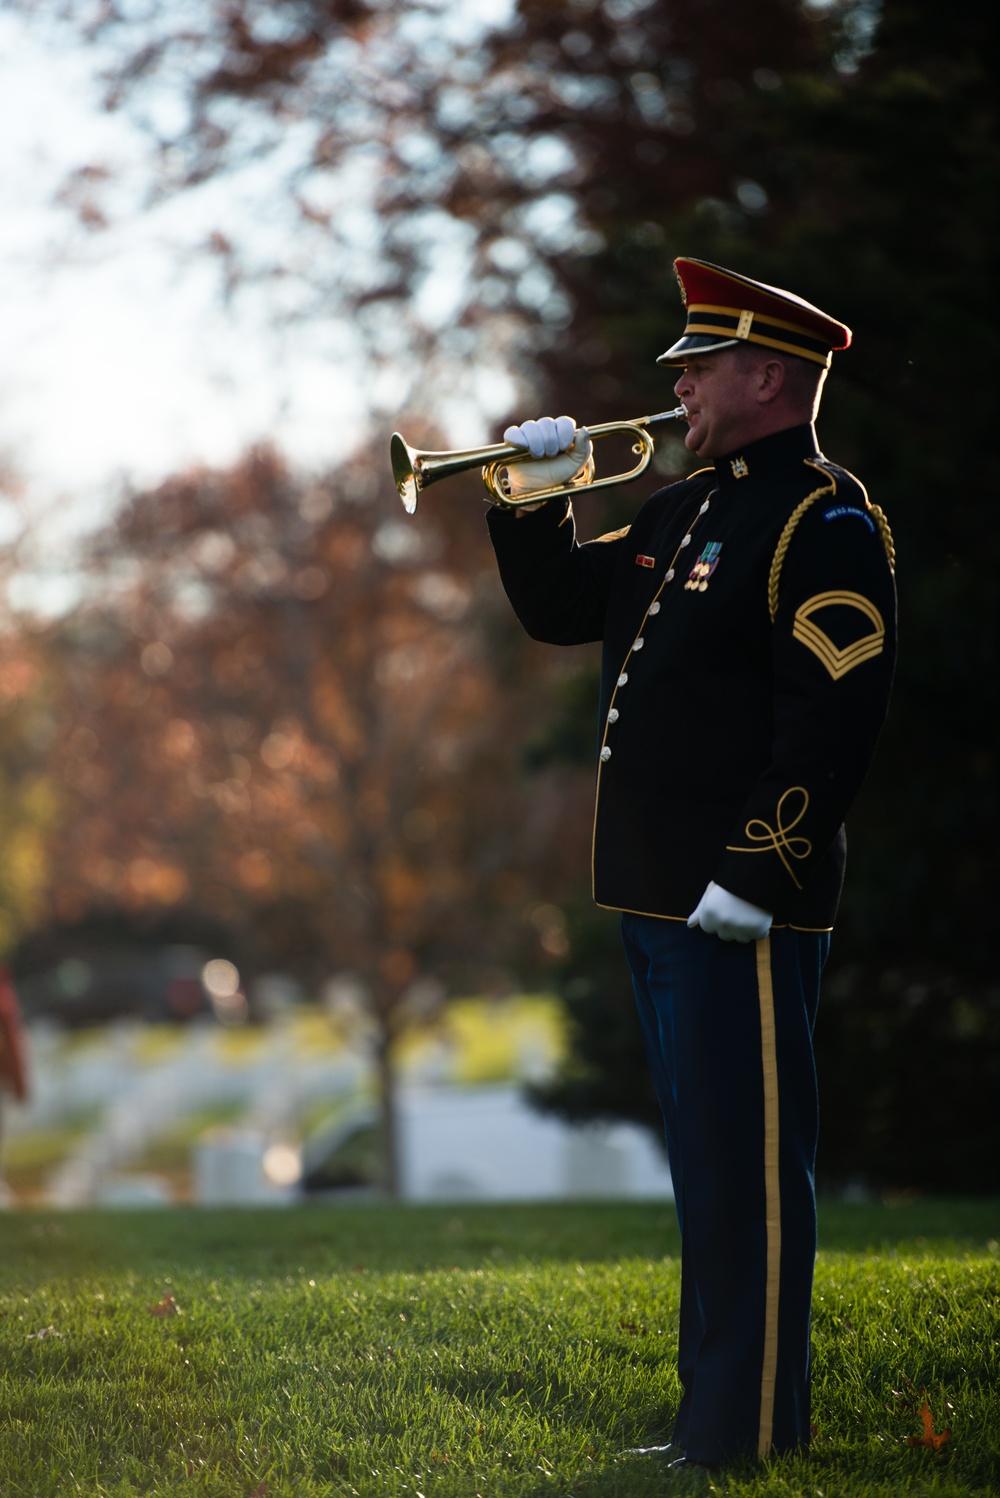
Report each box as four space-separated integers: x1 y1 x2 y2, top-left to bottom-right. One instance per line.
0 1199 997 1497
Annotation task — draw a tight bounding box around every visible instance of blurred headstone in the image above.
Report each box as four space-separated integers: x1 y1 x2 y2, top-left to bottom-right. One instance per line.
96 1173 173 1207
193 1128 297 1204
251 972 303 1021
322 973 377 1051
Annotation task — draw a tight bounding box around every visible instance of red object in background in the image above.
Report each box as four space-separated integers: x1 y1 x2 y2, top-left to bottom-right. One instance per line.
166 976 205 1018
0 965 29 1102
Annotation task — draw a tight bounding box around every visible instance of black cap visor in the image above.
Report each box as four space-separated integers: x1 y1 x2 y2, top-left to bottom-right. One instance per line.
655 333 740 366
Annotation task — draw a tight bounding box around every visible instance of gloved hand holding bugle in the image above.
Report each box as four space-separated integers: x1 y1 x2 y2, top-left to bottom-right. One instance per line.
501 415 593 503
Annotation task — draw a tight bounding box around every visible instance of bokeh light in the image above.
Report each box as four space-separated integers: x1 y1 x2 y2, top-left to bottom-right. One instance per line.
202 959 239 997
262 1144 302 1187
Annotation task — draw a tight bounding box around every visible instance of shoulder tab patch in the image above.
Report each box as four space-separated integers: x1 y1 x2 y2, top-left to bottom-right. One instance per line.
822 504 876 534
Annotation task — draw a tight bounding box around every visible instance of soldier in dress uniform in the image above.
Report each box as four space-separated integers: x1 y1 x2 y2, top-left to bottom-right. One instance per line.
485 258 896 1469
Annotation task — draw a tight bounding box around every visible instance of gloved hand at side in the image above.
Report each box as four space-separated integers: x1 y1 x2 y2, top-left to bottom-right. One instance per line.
501 415 593 501
687 881 773 942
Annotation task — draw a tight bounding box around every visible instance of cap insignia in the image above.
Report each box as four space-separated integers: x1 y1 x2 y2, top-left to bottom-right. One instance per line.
731 457 749 479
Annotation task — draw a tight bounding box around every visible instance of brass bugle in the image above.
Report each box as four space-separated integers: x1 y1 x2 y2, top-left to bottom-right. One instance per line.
390 407 688 514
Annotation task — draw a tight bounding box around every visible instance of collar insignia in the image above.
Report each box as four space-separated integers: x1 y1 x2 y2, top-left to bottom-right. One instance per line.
730 456 749 479
685 542 723 592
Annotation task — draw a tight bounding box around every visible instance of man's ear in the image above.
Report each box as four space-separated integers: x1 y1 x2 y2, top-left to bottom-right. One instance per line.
756 359 786 404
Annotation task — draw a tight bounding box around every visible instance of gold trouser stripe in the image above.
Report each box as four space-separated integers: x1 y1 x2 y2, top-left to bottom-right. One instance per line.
756 936 781 1458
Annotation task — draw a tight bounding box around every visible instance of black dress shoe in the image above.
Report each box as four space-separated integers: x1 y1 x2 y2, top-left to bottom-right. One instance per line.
667 1455 720 1472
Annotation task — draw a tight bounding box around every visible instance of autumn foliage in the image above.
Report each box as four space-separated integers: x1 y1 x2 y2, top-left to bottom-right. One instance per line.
15 446 596 1186
3 0 999 1190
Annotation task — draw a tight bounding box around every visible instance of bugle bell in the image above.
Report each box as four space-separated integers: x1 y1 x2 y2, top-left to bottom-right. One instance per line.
390 407 688 514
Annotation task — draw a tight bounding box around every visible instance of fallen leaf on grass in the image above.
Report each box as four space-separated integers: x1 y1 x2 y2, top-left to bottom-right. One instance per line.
148 1294 181 1317
908 1400 951 1451
248 1482 268 1497
26 1325 65 1340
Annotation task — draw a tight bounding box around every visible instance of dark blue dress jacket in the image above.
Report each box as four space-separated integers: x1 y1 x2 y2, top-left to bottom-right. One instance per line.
486 423 897 929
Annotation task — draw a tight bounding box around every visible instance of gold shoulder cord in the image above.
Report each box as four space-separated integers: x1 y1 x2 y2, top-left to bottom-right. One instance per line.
767 464 895 624
868 503 896 573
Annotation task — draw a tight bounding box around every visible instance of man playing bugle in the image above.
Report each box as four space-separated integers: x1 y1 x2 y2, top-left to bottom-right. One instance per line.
486 258 896 1469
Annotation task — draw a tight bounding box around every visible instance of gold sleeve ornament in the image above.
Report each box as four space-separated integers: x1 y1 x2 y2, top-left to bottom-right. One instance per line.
792 592 886 680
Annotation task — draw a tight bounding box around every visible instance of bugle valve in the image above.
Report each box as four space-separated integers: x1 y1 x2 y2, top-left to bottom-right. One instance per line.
390 407 688 515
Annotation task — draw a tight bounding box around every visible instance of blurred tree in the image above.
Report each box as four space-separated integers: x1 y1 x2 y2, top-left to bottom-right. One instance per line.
509 0 1000 1189
0 639 59 959
14 0 998 1185
525 900 661 1143
14 0 839 426
32 445 593 1191
511 0 1000 975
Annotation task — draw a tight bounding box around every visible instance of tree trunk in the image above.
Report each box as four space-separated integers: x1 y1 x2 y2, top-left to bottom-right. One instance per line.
374 1030 401 1199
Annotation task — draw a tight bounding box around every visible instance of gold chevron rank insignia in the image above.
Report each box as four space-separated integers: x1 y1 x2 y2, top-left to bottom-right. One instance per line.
792 591 885 680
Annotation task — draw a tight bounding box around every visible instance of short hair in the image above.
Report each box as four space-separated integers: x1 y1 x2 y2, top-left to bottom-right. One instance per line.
730 341 827 418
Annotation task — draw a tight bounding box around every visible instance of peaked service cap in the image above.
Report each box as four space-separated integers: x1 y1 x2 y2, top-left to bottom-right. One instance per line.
657 257 851 369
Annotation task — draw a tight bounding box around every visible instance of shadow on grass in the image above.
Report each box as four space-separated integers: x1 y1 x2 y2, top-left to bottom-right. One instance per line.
513 1437 1000 1498
0 1198 997 1286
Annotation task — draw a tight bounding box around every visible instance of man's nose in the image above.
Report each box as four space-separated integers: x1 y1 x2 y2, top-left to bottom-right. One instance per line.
673 370 690 398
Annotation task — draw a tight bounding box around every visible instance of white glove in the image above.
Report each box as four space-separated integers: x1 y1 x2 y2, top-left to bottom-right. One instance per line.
505 415 577 458
687 881 773 943
501 415 593 500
